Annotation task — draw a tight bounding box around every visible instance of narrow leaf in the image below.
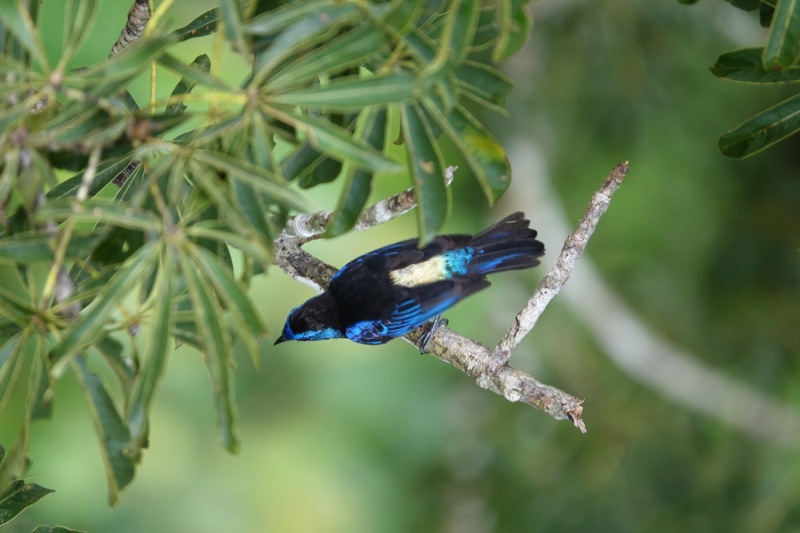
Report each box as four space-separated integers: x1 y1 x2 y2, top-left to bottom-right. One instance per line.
50 241 159 365
763 0 800 68
0 480 53 525
35 199 162 233
0 0 47 68
327 109 387 237
444 0 481 65
73 356 136 506
278 111 402 174
711 47 800 82
246 0 336 36
399 103 448 244
47 157 134 200
0 232 102 263
81 35 175 82
180 250 239 453
494 0 534 62
62 0 99 63
457 61 514 112
719 93 800 157
218 0 250 55
270 72 418 110
127 255 173 448
159 53 228 92
173 8 217 41
424 101 510 202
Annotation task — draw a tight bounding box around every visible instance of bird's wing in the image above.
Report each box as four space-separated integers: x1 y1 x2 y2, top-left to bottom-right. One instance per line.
345 278 489 344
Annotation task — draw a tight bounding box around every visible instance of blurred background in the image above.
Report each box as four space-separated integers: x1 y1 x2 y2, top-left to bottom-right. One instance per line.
5 0 800 531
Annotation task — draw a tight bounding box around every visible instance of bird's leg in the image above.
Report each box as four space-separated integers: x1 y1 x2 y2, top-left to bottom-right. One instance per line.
419 315 449 354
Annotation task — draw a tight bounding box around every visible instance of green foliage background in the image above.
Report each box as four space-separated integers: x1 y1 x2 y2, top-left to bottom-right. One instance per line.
1 0 799 532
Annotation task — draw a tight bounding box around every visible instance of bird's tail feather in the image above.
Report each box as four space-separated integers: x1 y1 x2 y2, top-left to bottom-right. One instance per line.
466 212 545 276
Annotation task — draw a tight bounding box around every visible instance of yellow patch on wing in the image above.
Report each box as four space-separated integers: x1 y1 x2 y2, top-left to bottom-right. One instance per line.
389 256 445 287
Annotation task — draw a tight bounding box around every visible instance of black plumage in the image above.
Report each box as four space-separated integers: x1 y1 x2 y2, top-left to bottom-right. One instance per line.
274 212 545 347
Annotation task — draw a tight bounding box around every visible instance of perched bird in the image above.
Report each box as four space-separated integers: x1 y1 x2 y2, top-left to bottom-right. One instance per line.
274 212 545 350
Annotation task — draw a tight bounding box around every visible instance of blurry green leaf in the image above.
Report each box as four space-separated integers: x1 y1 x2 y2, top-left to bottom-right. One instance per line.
443 0 480 65
127 256 173 448
47 157 133 200
424 101 510 203
246 0 336 35
269 26 388 88
719 93 800 157
279 112 402 174
180 249 239 453
711 46 800 82
457 61 514 112
190 246 266 367
218 0 250 55
251 4 359 83
494 0 534 62
81 35 175 82
185 225 272 265
270 72 418 110
173 8 217 41
73 356 135 506
62 0 99 62
0 334 24 417
27 340 52 421
94 336 134 395
400 103 448 244
0 480 53 525
763 0 800 68
724 0 760 8
159 53 228 94
232 178 274 246
51 241 159 365
327 109 387 237
0 1 47 68
35 199 163 233
0 232 102 263
280 141 342 187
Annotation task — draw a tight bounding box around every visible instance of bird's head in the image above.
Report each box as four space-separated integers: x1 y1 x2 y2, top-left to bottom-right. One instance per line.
274 292 344 345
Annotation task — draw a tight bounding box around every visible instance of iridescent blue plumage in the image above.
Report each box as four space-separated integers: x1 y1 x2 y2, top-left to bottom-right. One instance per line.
274 212 545 348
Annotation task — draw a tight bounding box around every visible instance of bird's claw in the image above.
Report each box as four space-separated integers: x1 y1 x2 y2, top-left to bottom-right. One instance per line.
419 315 448 354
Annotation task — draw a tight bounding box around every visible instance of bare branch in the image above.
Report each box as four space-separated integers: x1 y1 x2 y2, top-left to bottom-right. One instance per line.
110 0 151 59
490 161 629 370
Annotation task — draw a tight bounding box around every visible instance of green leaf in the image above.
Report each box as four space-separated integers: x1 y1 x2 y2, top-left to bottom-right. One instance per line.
173 8 217 41
0 0 48 69
218 0 250 55
442 0 481 65
719 92 800 157
189 246 266 367
269 26 389 88
763 0 800 68
47 157 134 200
424 101 510 203
192 150 313 211
73 356 136 506
250 4 360 83
270 72 418 110
0 480 53 525
494 0 534 62
327 109 387 237
36 198 163 233
456 61 514 112
26 339 52 421
278 111 402 174
62 0 99 63
50 241 160 366
127 254 173 448
399 103 448 244
246 0 336 36
179 249 239 453
81 35 175 82
159 53 229 93
725 0 761 9
0 232 102 263
711 47 800 82
0 334 24 418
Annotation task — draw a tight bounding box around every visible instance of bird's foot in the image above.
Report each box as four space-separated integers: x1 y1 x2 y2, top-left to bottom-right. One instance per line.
419 315 449 354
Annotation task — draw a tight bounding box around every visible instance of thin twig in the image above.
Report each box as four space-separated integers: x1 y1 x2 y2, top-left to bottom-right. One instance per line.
490 161 629 370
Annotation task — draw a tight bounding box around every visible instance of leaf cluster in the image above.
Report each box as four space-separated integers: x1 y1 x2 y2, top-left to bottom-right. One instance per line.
690 0 800 156
0 0 533 514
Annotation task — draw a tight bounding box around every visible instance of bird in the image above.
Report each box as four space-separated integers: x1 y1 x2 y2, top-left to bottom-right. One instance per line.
274 212 545 351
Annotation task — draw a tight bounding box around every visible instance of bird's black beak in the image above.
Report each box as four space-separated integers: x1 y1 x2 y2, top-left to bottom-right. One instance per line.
273 335 288 346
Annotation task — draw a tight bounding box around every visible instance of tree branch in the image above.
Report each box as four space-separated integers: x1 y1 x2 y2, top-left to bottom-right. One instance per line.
273 164 631 434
